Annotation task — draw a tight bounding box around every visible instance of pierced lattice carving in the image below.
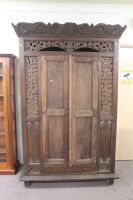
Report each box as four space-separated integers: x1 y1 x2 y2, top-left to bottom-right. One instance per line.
25 57 39 117
24 40 113 53
101 58 113 116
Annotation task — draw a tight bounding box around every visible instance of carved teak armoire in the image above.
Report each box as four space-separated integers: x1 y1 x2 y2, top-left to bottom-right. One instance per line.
13 22 126 186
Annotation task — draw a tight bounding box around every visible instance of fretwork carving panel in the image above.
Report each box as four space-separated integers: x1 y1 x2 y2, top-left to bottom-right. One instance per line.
24 40 113 53
101 58 113 116
25 57 39 117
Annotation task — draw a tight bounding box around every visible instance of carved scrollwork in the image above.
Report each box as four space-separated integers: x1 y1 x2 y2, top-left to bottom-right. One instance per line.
99 163 111 172
100 120 112 127
12 22 126 38
99 157 111 164
24 40 113 53
28 165 40 175
101 58 113 116
25 57 39 117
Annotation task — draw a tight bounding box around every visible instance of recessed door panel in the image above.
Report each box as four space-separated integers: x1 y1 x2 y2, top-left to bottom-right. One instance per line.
48 61 64 109
76 63 92 110
48 117 64 159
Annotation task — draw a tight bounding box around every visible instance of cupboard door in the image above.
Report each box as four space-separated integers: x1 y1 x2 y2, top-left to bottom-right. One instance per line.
70 55 99 166
40 55 69 166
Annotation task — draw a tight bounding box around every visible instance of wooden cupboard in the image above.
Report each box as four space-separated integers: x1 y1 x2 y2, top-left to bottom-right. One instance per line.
13 22 126 186
0 54 17 174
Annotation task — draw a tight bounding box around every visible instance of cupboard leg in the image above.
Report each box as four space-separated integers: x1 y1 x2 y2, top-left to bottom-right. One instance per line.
24 181 31 188
107 178 114 185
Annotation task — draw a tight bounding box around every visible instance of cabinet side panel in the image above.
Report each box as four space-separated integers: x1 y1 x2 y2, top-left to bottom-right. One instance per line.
10 57 17 167
24 56 40 174
111 40 119 172
99 57 113 172
6 57 16 169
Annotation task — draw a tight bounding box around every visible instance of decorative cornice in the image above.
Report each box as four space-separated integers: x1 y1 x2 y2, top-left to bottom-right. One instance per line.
12 22 126 38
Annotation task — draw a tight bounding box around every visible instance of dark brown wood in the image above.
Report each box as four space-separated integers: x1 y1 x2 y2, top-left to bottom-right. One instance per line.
70 55 99 167
19 38 29 175
12 22 126 184
108 178 114 185
20 172 119 182
12 22 126 38
40 55 69 166
111 39 119 173
0 55 17 174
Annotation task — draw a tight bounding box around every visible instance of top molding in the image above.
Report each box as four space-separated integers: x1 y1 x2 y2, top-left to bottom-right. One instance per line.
12 22 126 38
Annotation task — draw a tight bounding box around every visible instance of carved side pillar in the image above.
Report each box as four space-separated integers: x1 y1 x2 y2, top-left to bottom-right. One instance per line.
25 56 40 175
99 57 113 172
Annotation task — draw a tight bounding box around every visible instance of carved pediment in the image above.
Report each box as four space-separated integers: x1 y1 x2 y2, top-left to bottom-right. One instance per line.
12 22 126 38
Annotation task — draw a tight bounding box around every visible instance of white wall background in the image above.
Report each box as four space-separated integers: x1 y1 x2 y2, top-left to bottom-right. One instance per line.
0 2 133 163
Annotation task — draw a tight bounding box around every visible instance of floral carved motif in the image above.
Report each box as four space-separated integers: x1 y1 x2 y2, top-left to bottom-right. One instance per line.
24 40 113 53
28 165 40 175
25 57 39 117
101 58 113 116
99 163 111 172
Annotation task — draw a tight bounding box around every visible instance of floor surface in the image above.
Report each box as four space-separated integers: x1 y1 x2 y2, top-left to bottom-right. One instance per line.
0 161 133 200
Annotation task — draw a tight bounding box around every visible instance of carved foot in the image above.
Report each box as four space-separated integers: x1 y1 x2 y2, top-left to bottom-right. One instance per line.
24 181 31 188
107 179 114 185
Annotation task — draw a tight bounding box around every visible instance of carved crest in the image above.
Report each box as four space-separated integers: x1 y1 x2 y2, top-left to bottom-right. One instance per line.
12 22 126 38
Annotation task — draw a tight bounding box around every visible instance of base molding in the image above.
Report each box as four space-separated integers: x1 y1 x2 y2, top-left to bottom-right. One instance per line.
20 172 119 186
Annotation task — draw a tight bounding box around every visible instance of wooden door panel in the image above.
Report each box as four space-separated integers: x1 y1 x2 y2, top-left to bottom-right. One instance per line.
48 117 64 159
41 55 69 166
76 63 92 110
48 61 64 109
76 117 92 160
70 55 99 166
47 109 65 116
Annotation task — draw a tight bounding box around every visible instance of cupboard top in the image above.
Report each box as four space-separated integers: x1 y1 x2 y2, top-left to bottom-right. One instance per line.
12 22 126 39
